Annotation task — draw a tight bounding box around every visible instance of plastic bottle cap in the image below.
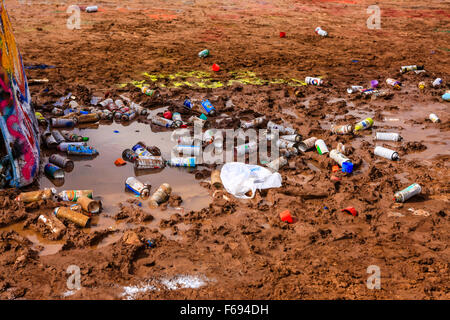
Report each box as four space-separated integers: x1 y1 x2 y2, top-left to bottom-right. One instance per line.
342 161 353 173
199 114 208 120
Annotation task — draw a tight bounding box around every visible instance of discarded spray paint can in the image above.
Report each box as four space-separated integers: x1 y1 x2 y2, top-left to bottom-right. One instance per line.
57 142 87 152
354 117 374 132
85 5 98 13
166 157 197 167
77 113 100 123
15 188 56 203
141 86 157 96
198 49 209 58
113 111 123 120
51 118 76 128
347 85 364 94
201 99 216 116
279 147 298 158
152 116 174 128
49 154 74 171
129 102 147 115
122 149 138 162
386 78 401 89
38 213 66 239
267 121 296 135
172 112 183 127
374 146 399 160
53 207 90 228
173 145 201 156
376 132 402 141
44 134 58 148
114 99 125 109
429 113 440 123
400 65 424 73
276 139 297 150
51 130 66 144
266 156 288 171
134 156 165 169
240 116 266 129
58 190 93 202
149 183 172 208
101 109 113 120
77 196 101 214
60 131 88 142
52 108 64 116
331 124 353 134
280 134 302 142
44 163 64 179
315 139 329 155
330 149 351 167
315 26 328 37
125 177 151 199
67 145 99 156
132 144 153 158
236 141 258 156
432 78 442 88
298 137 317 152
122 111 136 122
305 77 323 86
394 183 421 203
184 99 195 110
211 170 223 188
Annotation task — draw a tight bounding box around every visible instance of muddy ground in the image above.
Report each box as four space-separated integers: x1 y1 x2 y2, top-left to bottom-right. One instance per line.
0 0 449 299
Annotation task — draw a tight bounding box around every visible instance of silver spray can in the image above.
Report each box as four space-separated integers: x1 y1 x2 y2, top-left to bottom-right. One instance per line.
280 134 302 143
279 147 298 158
394 183 421 203
329 149 350 166
173 145 201 156
331 124 352 134
276 139 297 149
376 132 402 141
241 116 266 129
49 154 74 171
125 177 150 199
266 156 288 171
374 146 399 160
315 139 329 155
236 141 258 156
152 116 174 128
51 130 66 144
429 113 440 123
298 137 317 152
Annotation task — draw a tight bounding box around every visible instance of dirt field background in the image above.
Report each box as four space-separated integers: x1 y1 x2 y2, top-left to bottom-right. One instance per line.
0 0 449 299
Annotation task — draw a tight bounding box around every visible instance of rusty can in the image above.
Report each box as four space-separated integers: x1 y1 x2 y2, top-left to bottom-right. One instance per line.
298 137 317 152
331 124 353 135
53 207 90 228
15 188 57 203
149 183 172 208
77 196 101 214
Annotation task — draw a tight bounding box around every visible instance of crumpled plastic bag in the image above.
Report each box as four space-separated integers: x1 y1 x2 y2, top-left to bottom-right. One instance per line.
220 162 282 199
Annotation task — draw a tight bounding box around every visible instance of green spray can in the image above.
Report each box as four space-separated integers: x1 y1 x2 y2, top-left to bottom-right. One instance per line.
198 49 209 58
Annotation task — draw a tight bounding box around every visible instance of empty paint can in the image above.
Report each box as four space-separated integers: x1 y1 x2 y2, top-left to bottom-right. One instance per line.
122 149 138 162
279 147 298 158
276 139 297 150
347 85 363 94
386 78 401 88
44 134 58 148
330 149 351 167
53 207 90 228
241 116 266 129
57 190 93 202
376 132 402 141
201 99 216 116
149 183 172 208
173 145 201 156
267 121 296 135
49 154 74 171
394 183 421 203
315 139 329 155
400 65 423 73
236 141 258 156
374 146 399 160
15 188 56 203
85 5 98 13
298 137 317 152
77 113 100 123
44 163 65 179
51 130 66 144
38 213 66 239
429 113 440 123
152 116 174 128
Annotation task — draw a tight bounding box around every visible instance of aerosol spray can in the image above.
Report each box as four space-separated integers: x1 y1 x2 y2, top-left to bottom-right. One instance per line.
315 139 329 155
52 108 64 116
49 154 74 171
99 98 113 108
279 147 298 158
51 130 66 144
315 26 328 37
354 117 374 132
276 139 297 149
279 134 302 142
149 183 172 208
173 145 201 156
240 116 266 129
57 190 93 202
305 77 323 86
121 111 136 122
85 5 98 13
236 141 258 156
432 78 442 88
44 163 65 179
57 142 87 152
386 78 401 89
394 183 421 203
184 99 195 111
77 196 101 215
172 112 183 127
125 177 151 199
152 116 174 128
67 145 99 156
38 213 66 238
374 146 399 160
376 132 402 141
101 109 113 120
166 157 197 167
114 99 125 109
44 134 58 148
429 113 440 123
134 156 165 169
51 118 77 128
347 86 363 94
53 207 90 228
400 65 424 73
77 113 100 123
141 86 157 97
132 144 153 158
122 149 138 162
266 156 288 171
201 99 216 116
331 124 353 134
267 121 296 135
15 188 57 203
129 102 147 115
329 149 351 166
298 137 317 152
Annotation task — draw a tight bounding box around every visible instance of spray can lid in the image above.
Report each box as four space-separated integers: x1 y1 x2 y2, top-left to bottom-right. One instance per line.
342 161 353 174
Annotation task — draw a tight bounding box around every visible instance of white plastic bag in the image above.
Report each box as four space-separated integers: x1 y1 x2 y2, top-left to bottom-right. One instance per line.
220 162 282 199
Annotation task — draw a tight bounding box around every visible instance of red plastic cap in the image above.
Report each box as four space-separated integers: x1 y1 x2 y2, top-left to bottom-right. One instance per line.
279 32 286 38
212 63 220 72
341 207 358 217
163 111 172 120
114 158 127 166
280 209 293 223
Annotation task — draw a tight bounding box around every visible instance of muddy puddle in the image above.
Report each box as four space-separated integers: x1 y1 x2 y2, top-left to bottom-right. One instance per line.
7 120 212 255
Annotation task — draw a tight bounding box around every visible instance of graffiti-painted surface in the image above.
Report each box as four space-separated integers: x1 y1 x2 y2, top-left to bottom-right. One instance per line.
0 1 39 188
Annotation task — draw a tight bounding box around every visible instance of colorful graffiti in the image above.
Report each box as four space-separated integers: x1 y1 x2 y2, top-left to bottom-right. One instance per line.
120 69 309 89
0 1 40 188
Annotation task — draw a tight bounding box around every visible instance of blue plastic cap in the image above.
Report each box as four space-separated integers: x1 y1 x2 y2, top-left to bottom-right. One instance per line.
342 161 353 173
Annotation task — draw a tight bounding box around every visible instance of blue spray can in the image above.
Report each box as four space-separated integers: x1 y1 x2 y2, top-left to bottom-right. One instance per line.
201 99 216 116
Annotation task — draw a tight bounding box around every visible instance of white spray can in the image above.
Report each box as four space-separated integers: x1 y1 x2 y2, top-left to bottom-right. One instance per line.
374 146 399 160
376 132 402 141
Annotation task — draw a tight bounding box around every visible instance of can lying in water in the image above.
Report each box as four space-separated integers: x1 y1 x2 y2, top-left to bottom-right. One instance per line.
429 113 440 123
331 124 352 134
166 157 197 167
394 183 421 203
298 137 317 152
134 156 165 169
44 163 64 179
49 154 74 171
240 116 266 129
376 132 402 141
51 130 66 144
57 142 87 152
67 145 99 156
173 145 201 156
354 117 374 132
266 156 288 171
51 118 77 128
152 116 174 128
125 177 151 199
15 188 56 203
315 139 329 155
267 121 296 135
77 196 101 214
38 213 66 239
122 111 136 122
58 190 93 202
122 149 138 162
54 207 90 228
149 183 172 208
374 146 399 160
305 76 323 86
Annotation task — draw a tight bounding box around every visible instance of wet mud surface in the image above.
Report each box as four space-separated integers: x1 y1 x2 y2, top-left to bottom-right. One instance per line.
0 0 449 299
